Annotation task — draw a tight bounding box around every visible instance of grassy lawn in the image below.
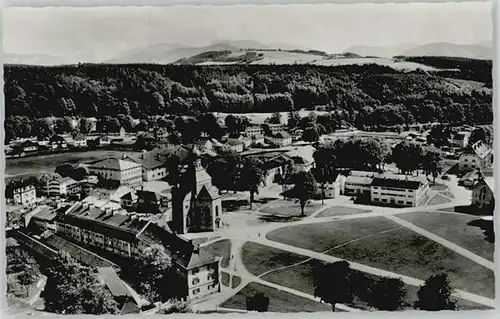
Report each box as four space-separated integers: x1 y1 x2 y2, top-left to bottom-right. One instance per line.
221 282 331 312
242 244 491 311
328 227 495 298
259 199 322 217
427 193 452 205
242 242 308 276
314 206 371 218
204 240 231 268
439 191 455 199
267 217 401 253
430 184 448 191
395 212 494 261
231 276 242 289
221 272 230 287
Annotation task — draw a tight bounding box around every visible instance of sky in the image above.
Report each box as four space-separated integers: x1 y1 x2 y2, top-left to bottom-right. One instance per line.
2 1 493 63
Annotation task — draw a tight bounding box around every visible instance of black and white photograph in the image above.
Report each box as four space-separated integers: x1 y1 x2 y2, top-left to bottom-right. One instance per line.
2 0 495 315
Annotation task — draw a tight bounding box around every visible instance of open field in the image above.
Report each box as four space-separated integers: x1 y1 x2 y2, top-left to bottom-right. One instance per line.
5 150 140 181
204 240 232 268
314 206 371 218
266 217 494 298
395 212 494 261
329 227 495 298
221 282 331 312
267 217 401 253
312 57 437 71
259 199 322 218
242 242 308 276
242 243 491 311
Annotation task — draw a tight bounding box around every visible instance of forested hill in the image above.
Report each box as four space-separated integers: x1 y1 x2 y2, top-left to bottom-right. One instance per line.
4 62 492 127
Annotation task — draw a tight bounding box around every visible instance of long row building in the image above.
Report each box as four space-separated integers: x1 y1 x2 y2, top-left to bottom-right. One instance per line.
344 171 430 207
26 200 221 302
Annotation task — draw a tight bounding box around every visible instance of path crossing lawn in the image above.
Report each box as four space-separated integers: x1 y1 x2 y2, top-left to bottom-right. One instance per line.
314 206 371 218
204 240 231 268
221 282 331 312
266 217 494 298
242 242 308 276
267 217 401 253
427 193 452 205
328 227 495 298
259 199 322 217
241 244 492 311
395 212 494 261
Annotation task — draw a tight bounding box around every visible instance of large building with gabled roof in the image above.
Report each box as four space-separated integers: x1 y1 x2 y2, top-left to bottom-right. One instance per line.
52 201 221 301
458 140 493 172
88 157 142 186
370 174 429 207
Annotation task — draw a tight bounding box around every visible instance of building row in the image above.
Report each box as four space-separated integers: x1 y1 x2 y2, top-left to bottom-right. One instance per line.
24 199 222 302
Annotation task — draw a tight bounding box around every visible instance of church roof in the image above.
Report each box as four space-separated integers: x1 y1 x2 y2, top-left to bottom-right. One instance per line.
198 185 221 200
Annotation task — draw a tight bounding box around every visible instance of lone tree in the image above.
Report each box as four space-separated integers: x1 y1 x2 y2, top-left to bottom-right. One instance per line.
135 244 177 303
240 157 268 208
312 260 353 311
391 141 424 175
422 147 443 184
287 171 317 217
415 274 457 311
42 252 119 315
368 277 407 311
313 147 337 204
246 292 270 312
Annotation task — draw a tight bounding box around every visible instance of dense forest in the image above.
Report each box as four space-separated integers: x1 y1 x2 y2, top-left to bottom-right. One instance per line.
400 56 492 84
4 61 492 130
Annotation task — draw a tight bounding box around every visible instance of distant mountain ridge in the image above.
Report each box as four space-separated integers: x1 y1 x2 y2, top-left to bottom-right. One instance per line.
346 42 493 59
3 53 66 65
105 40 311 64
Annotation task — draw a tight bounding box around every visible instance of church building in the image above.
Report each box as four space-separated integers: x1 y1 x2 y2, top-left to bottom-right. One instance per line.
171 149 222 234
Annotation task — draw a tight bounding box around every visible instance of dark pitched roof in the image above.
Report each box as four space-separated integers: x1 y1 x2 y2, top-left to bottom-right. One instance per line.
198 185 221 201
96 267 133 298
371 176 425 190
58 203 149 242
89 158 141 171
124 152 164 170
272 132 291 139
227 139 244 146
136 223 218 270
120 301 141 315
